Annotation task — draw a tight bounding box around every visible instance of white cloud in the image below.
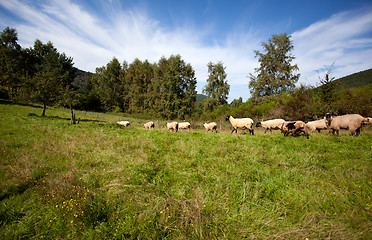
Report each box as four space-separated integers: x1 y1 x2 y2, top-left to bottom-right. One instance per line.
292 8 372 86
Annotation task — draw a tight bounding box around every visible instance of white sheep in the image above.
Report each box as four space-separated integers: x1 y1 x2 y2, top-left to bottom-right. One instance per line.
144 121 155 130
117 121 130 127
178 122 191 131
166 122 178 132
255 119 285 133
226 116 254 135
203 122 218 133
306 119 327 133
325 113 369 136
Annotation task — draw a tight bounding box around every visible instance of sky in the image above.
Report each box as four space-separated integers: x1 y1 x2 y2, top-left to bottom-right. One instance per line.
1 0 372 102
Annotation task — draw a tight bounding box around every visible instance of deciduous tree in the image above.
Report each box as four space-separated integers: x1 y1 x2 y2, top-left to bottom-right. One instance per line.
249 33 300 98
27 40 76 116
203 61 230 109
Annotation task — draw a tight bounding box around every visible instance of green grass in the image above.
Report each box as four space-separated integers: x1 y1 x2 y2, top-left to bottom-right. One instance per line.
0 100 371 239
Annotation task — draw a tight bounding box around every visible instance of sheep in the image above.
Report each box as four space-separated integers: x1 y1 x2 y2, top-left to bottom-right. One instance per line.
281 121 309 139
144 121 155 130
203 122 218 133
117 121 130 127
255 119 285 133
226 116 254 135
325 113 369 136
305 119 328 133
166 122 179 132
178 122 191 132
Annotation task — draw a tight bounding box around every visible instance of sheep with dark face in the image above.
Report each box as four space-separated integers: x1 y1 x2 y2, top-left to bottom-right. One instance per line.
281 121 309 139
256 119 285 133
325 113 369 136
226 116 254 135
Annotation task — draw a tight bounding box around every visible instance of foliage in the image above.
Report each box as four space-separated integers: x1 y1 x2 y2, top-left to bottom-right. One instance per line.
92 57 122 112
203 61 230 110
0 27 26 97
150 55 197 119
0 101 371 239
26 40 76 116
249 33 300 98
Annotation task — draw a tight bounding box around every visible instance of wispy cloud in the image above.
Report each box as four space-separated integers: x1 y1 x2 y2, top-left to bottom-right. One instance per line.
0 0 371 101
292 8 372 86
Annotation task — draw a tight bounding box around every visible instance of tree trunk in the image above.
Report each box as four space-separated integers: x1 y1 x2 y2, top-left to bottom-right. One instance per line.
70 105 76 124
42 101 46 116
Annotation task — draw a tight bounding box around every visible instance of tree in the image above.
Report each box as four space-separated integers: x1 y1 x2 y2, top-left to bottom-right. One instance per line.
230 97 243 108
151 55 197 119
203 61 230 109
249 33 300 98
27 40 76 116
93 57 122 111
0 27 25 96
125 59 154 113
315 64 339 114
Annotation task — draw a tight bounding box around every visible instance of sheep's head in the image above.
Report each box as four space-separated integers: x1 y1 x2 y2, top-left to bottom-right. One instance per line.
225 116 231 121
325 113 334 121
281 122 295 133
325 113 334 127
256 122 262 127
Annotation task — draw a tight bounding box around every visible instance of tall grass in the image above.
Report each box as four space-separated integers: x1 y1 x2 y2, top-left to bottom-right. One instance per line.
0 100 371 239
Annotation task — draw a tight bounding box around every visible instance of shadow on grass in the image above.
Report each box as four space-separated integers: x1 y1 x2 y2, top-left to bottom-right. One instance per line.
27 113 107 123
0 99 42 109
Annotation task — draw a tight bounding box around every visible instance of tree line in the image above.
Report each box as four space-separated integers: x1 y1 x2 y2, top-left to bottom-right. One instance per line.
1 27 232 119
1 26 370 121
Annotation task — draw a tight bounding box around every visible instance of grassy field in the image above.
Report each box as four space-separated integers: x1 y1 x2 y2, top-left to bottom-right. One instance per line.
0 100 371 239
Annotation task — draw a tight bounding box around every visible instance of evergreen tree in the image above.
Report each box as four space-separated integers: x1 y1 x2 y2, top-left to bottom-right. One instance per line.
315 64 338 114
249 33 300 98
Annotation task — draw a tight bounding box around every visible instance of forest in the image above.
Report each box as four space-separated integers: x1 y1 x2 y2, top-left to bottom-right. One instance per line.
1 27 371 121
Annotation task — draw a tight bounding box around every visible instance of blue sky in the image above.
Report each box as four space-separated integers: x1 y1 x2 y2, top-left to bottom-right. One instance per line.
1 0 372 102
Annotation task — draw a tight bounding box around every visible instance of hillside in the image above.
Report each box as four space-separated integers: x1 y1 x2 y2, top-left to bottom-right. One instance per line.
72 68 94 92
196 93 207 102
334 68 372 89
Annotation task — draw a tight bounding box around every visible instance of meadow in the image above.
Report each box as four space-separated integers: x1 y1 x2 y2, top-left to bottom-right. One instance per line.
0 100 371 239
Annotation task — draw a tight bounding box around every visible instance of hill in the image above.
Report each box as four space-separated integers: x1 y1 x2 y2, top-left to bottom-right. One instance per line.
196 93 207 102
334 68 372 89
72 68 94 92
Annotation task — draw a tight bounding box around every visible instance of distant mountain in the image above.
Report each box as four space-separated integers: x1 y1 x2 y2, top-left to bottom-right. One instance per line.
72 68 94 92
196 94 207 102
333 68 372 89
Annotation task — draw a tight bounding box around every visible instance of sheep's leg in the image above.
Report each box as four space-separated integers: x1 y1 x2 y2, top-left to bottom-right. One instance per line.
355 128 361 136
